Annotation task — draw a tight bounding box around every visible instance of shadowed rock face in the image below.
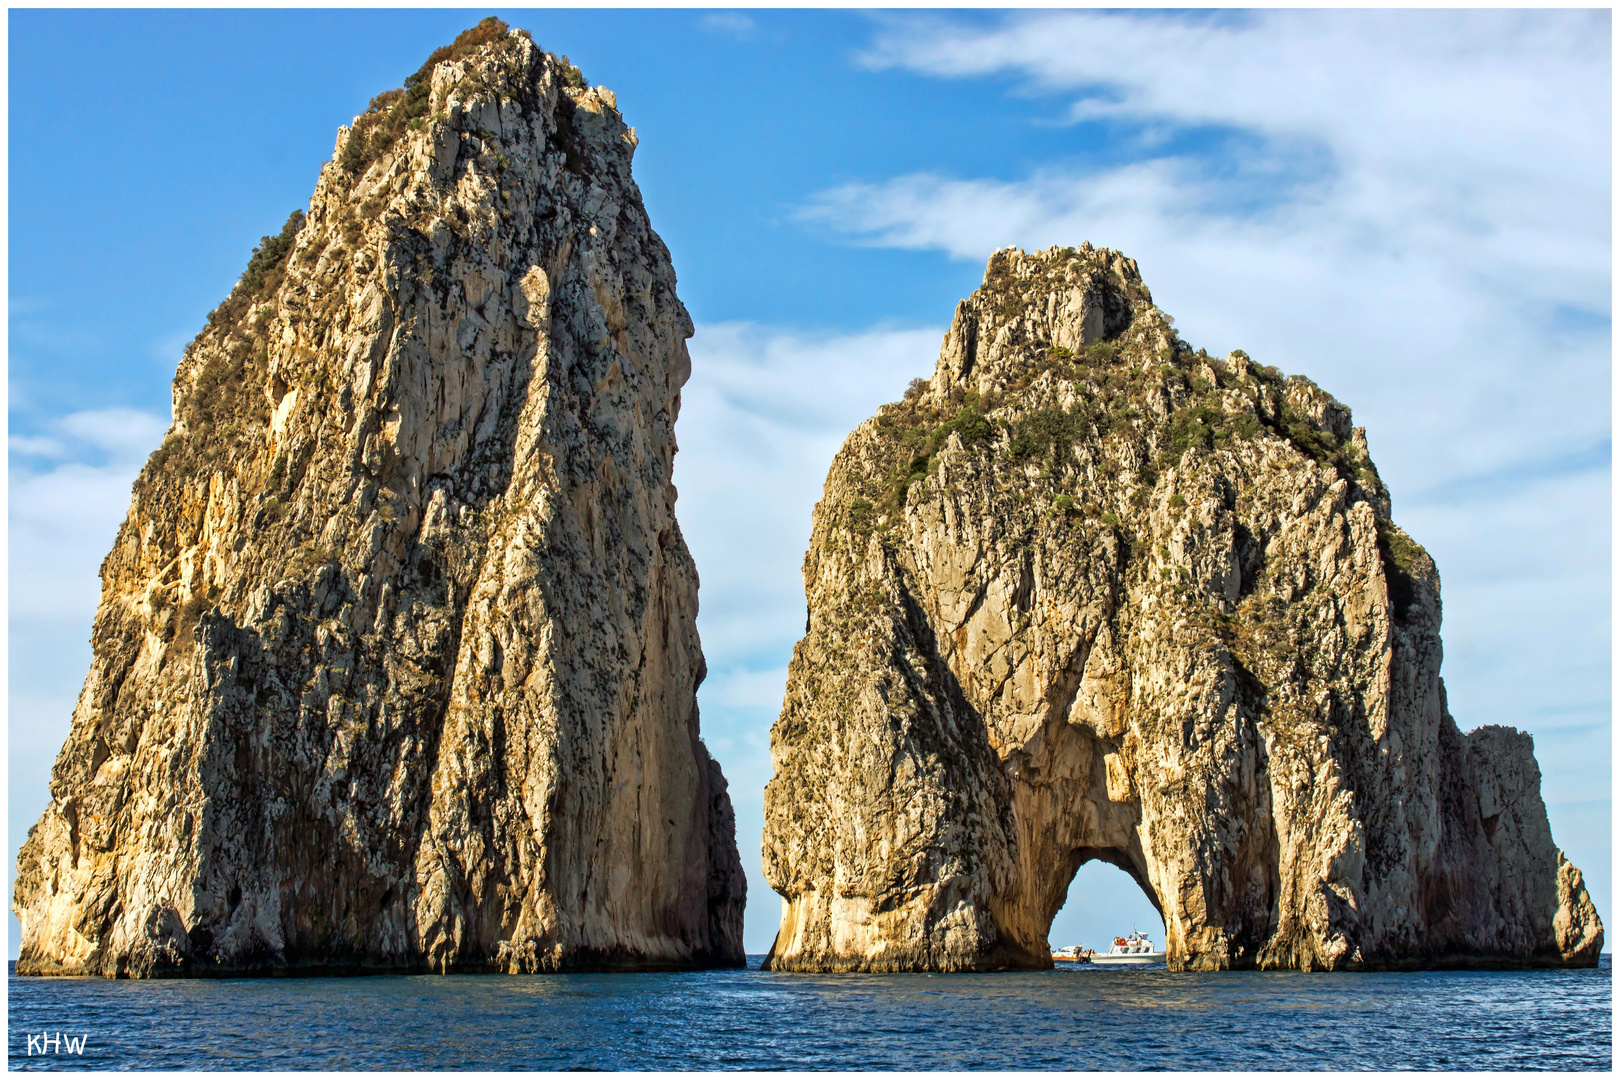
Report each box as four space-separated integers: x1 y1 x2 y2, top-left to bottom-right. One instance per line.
762 244 1601 973
14 26 745 976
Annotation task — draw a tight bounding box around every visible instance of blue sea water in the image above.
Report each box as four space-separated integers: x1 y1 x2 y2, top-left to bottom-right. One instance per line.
7 955 1611 1070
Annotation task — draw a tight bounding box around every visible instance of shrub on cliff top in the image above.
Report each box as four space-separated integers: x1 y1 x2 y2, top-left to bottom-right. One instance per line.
203 210 305 335
407 16 509 89
240 211 305 293
344 17 521 177
555 54 587 89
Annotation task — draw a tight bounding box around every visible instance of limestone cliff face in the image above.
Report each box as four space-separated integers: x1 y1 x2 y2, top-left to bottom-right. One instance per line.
762 244 1601 972
14 22 745 976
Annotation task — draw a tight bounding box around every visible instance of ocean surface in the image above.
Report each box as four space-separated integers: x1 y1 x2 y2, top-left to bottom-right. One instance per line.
8 955 1611 1070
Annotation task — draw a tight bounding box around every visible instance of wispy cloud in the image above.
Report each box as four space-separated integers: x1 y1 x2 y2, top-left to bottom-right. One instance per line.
859 10 1606 174
699 12 755 41
148 331 193 370
674 321 942 669
8 434 64 458
56 407 172 462
704 666 791 711
9 320 102 356
10 407 170 623
1408 440 1610 508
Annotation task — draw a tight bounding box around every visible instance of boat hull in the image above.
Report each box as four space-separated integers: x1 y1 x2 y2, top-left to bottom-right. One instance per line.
1091 953 1166 965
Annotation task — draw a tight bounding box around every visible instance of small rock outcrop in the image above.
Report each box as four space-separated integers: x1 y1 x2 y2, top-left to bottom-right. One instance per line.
762 244 1602 972
15 20 745 976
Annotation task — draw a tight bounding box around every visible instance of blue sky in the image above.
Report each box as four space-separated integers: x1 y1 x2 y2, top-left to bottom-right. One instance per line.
9 9 1611 958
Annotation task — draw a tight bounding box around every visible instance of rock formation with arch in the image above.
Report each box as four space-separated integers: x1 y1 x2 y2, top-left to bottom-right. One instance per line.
14 22 745 976
761 244 1602 972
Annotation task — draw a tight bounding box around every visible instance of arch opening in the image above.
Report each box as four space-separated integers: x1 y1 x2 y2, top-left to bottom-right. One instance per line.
1046 851 1166 957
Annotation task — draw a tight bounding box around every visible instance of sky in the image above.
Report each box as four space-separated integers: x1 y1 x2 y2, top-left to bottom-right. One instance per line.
8 9 1611 960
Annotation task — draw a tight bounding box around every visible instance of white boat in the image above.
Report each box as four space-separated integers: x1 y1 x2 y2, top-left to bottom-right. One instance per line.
1090 929 1166 965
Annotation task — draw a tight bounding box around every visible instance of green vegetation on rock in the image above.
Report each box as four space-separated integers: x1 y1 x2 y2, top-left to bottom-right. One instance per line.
203 210 305 336
342 17 521 177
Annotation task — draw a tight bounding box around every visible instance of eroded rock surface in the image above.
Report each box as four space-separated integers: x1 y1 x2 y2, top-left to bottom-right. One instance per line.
762 244 1601 972
15 21 745 976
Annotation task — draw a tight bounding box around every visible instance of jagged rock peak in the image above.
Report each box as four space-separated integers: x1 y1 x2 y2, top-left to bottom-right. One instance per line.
14 18 746 976
761 244 1601 972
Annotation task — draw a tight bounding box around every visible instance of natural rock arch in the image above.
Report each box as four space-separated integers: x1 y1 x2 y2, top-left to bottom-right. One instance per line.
1023 744 1176 940
761 244 1601 972
989 722 1167 963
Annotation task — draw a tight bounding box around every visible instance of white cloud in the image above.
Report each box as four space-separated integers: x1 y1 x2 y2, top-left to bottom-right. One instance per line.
674 321 943 667
800 162 1190 263
704 666 790 711
8 434 64 458
10 407 170 624
56 407 171 461
860 10 1607 183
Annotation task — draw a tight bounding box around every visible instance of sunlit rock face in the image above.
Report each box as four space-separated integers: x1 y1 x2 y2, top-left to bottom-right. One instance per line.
14 22 745 976
762 244 1601 973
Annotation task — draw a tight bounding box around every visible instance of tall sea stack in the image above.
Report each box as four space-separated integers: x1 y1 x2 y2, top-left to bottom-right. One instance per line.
762 244 1602 972
14 20 745 976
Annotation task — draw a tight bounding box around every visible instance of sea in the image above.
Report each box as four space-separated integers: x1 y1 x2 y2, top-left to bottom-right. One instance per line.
7 955 1611 1071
